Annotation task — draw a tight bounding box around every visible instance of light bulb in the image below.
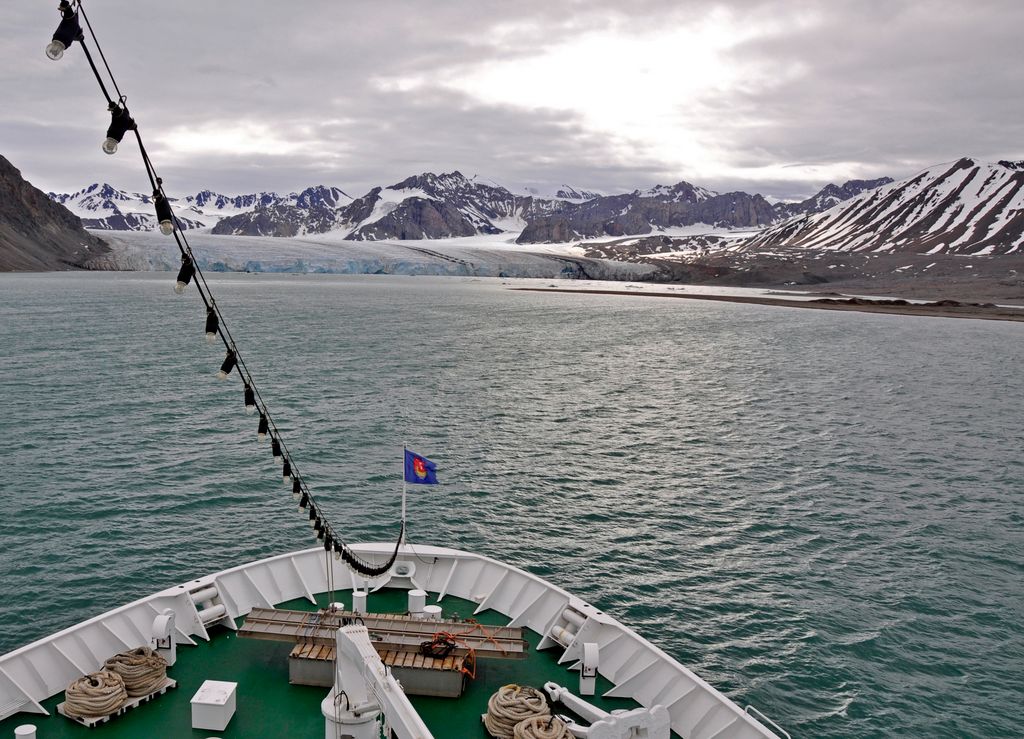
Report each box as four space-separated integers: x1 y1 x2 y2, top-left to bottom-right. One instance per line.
159 220 174 236
102 137 118 155
205 308 219 343
175 257 194 294
217 350 236 379
46 40 66 61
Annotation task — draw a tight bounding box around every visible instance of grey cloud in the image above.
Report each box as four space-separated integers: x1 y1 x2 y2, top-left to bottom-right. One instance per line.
6 0 1023 201
688 1 1024 184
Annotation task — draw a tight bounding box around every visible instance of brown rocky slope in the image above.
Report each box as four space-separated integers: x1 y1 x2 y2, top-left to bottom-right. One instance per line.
0 155 108 271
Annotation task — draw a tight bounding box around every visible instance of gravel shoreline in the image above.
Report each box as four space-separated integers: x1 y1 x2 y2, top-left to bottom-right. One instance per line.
513 287 1024 322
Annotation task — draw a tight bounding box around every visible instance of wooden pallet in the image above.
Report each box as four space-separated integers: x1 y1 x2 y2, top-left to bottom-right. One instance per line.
240 607 526 660
56 677 177 728
290 642 466 672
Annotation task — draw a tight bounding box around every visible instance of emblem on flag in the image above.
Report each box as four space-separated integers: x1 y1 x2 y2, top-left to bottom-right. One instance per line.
404 449 439 485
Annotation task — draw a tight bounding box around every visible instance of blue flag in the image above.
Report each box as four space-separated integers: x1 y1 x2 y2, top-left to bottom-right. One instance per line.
404 449 439 485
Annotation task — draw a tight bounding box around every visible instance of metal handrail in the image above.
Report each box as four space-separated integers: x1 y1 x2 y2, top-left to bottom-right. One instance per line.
745 704 791 739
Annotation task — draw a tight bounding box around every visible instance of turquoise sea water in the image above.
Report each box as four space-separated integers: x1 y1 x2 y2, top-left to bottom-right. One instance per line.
1 272 1022 738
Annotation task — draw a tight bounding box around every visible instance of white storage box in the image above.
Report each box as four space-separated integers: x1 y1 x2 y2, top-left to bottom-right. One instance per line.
190 679 237 731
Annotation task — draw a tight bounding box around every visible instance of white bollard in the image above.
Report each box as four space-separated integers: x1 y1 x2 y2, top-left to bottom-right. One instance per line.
352 590 367 614
151 608 178 666
422 605 442 621
407 589 427 615
14 726 36 739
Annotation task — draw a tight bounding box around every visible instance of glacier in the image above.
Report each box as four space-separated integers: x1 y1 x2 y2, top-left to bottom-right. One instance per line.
89 231 658 281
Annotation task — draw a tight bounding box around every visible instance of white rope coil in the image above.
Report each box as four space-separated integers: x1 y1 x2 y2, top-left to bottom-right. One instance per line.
483 684 551 739
103 646 168 697
63 670 127 718
514 715 571 739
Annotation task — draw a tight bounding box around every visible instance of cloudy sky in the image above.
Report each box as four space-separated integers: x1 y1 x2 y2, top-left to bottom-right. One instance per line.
5 0 1023 200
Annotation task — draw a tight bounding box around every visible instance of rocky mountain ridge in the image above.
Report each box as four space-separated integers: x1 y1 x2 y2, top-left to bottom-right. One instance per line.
52 172 890 244
49 183 353 234
744 158 1023 254
1 156 108 271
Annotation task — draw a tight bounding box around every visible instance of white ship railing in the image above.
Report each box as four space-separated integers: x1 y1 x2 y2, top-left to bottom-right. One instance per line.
0 543 784 738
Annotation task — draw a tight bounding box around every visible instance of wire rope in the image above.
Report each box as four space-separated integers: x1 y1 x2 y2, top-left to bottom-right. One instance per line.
56 2 404 577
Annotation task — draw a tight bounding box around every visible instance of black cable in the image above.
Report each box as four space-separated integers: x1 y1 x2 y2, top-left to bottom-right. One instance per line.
76 36 114 104
77 1 123 101
56 3 406 578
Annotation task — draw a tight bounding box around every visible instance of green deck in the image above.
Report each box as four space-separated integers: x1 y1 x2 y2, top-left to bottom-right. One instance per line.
1 589 641 738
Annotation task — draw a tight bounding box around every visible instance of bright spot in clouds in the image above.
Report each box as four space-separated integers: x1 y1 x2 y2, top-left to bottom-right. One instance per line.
373 11 863 186
384 17 762 175
158 122 308 157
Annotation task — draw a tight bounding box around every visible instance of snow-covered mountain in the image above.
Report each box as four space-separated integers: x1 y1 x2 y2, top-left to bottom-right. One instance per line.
518 185 605 201
211 171 569 239
513 178 898 243
47 184 352 233
744 158 1024 254
772 177 894 219
51 171 897 243
515 185 776 243
183 189 277 216
49 183 207 231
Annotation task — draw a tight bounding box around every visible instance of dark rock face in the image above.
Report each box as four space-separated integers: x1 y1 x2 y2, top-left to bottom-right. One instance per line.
516 186 776 243
188 190 276 211
213 205 303 237
338 187 382 226
388 171 517 221
211 188 351 236
343 172 513 240
293 185 350 209
212 202 342 237
0 155 108 271
350 198 479 240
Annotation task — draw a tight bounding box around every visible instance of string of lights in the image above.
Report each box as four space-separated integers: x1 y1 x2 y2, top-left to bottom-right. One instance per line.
46 0 403 578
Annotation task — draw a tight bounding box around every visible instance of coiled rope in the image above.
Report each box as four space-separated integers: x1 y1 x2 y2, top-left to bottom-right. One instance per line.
514 715 571 739
483 684 550 739
103 647 168 697
63 670 127 718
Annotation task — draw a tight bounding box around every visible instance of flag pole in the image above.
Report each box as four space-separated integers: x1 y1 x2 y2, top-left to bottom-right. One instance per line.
401 445 407 545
